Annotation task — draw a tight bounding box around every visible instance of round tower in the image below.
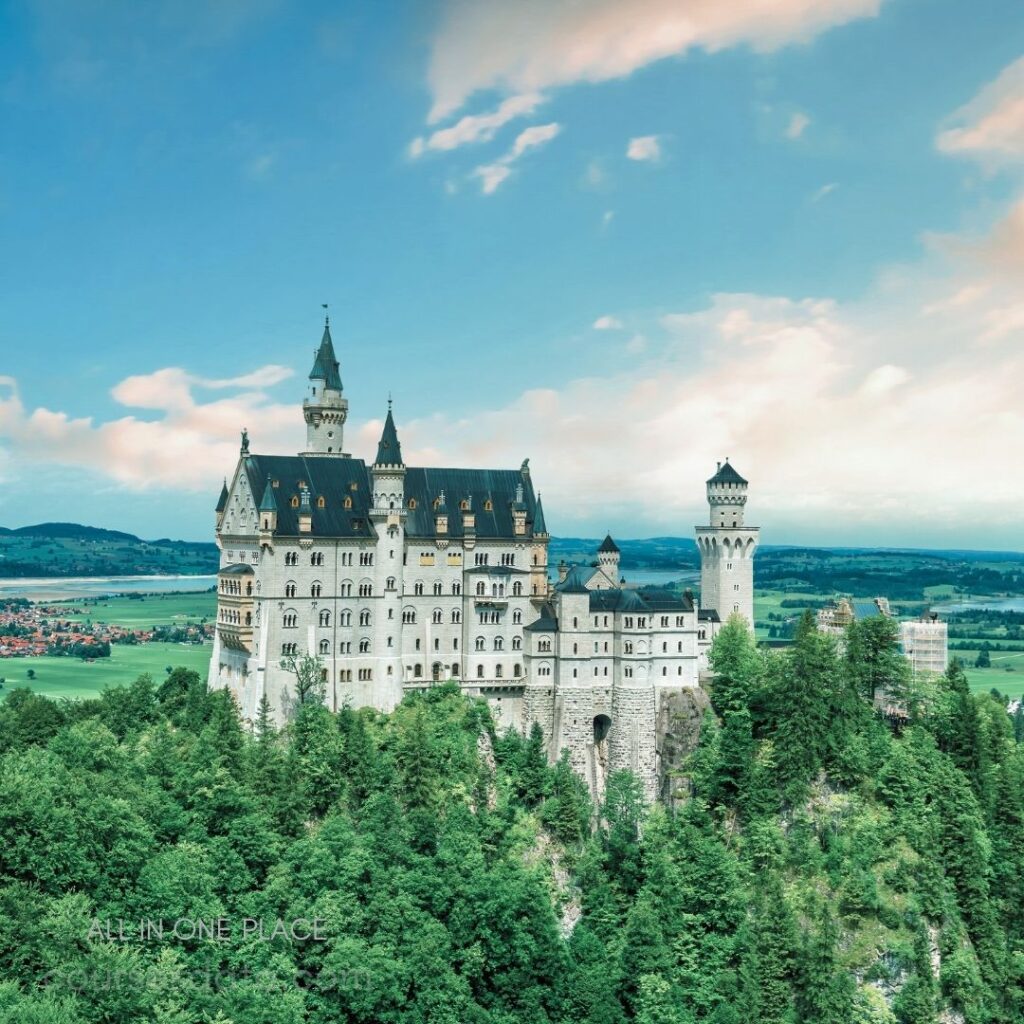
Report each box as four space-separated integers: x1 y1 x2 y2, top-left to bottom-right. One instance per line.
302 316 348 456
695 460 760 628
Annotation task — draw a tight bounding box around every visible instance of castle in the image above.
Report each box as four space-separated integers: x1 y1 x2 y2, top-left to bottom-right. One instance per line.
209 321 759 798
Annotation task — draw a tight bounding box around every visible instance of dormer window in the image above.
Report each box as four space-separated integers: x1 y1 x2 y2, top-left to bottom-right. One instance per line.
317 496 326 509
272 479 279 488
344 496 353 509
484 499 493 511
290 496 299 508
460 500 470 511
408 498 417 509
350 482 358 491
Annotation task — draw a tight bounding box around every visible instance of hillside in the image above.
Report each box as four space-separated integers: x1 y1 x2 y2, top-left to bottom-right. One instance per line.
0 618 1021 1023
0 523 218 578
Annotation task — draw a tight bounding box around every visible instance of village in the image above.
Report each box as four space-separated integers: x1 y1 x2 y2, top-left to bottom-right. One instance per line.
0 598 212 661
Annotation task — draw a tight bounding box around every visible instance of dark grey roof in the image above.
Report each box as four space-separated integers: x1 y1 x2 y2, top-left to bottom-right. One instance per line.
258 479 278 513
403 466 540 540
309 325 343 391
598 534 620 554
219 562 254 575
241 455 542 541
374 408 403 466
242 455 377 540
698 609 721 622
465 565 529 575
215 480 229 512
532 493 548 536
556 564 595 593
588 588 694 614
524 603 558 632
707 460 747 486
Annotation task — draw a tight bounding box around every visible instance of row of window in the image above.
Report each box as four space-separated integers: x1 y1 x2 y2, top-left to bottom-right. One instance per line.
474 636 521 651
313 662 528 682
218 609 251 625
218 579 252 596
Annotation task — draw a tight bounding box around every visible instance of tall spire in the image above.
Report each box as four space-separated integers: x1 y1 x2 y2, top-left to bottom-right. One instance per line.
215 479 229 513
374 404 404 466
258 479 277 512
533 493 548 536
308 322 343 392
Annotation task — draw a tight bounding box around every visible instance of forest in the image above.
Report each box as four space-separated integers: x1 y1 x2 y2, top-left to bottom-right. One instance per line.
0 614 1021 1023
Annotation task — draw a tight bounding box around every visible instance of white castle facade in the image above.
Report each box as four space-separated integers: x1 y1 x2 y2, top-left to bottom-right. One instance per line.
209 322 759 798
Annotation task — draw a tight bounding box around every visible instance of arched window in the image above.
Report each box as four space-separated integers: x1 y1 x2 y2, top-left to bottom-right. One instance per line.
451 609 461 623
512 636 522 650
476 581 485 596
512 581 522 596
414 663 422 678
317 495 325 509
512 610 522 624
477 664 484 679
494 637 504 651
414 582 424 596
514 663 521 677
359 610 371 626
452 582 461 596
290 496 299 508
433 582 442 596
344 496 352 509
432 609 442 624
285 582 296 598
495 663 503 678
451 661 460 677
475 636 485 651
311 582 322 597
319 610 331 626
359 638 371 653
319 639 330 655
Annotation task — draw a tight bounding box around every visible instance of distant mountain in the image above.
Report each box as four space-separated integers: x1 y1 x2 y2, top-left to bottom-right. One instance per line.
0 522 218 579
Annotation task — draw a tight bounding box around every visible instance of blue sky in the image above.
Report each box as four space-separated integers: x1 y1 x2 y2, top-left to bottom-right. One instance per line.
1 0 1023 548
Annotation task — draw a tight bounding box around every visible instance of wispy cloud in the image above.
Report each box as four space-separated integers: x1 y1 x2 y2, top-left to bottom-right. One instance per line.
937 55 1024 165
786 111 810 139
425 0 884 122
472 122 562 193
409 92 545 157
811 182 838 202
626 135 661 161
593 315 623 330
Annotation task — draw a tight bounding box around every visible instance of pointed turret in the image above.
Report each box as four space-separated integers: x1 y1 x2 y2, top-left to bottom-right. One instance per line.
258 479 278 536
309 323 343 391
374 405 404 467
533 493 548 538
302 314 348 457
597 532 620 582
215 479 229 531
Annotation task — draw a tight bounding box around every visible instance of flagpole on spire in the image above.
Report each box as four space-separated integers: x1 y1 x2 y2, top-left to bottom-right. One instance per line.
322 302 329 327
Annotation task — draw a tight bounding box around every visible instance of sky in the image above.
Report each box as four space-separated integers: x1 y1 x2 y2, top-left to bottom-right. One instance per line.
1 0 1023 549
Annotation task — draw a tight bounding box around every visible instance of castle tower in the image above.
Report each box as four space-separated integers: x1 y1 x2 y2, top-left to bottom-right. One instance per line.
695 460 759 627
369 402 406 709
597 534 621 585
302 317 348 456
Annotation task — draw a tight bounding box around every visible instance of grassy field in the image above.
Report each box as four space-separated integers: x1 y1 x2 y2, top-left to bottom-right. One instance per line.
53 591 217 628
0 641 211 700
953 649 1024 699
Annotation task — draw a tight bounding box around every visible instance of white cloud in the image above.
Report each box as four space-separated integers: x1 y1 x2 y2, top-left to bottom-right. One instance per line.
408 92 545 157
786 111 810 139
811 182 838 202
937 56 1024 164
381 196 1024 544
627 135 661 161
593 315 623 330
0 365 301 492
471 122 562 193
601 210 615 229
426 0 884 122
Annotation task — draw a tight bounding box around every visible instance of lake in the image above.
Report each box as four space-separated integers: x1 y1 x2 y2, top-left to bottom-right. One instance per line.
0 575 217 602
932 597 1024 614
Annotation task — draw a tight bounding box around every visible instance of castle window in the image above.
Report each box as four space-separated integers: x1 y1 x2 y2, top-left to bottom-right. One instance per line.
283 612 297 629
319 639 330 655
291 496 299 508
386 576 396 590
475 637 485 651
272 479 279 488
460 500 469 511
476 581 485 596
311 552 323 566
512 581 522 596
453 638 459 649
625 641 633 654
358 583 373 597
512 636 522 651
359 639 371 653
402 610 416 624
452 582 461 595
451 609 461 624
573 642 578 654
311 583 322 598
414 582 424 596
433 582 443 596
344 496 352 509
513 610 522 624
477 665 484 679
319 610 331 626
285 582 296 598
573 617 578 629
484 499 493 511
415 639 421 650
341 611 351 626
494 637 504 651
359 610 371 626
432 609 442 624
495 664 503 678
350 481 358 490
451 661 460 676
317 496 325 509
414 664 422 678
408 498 417 509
